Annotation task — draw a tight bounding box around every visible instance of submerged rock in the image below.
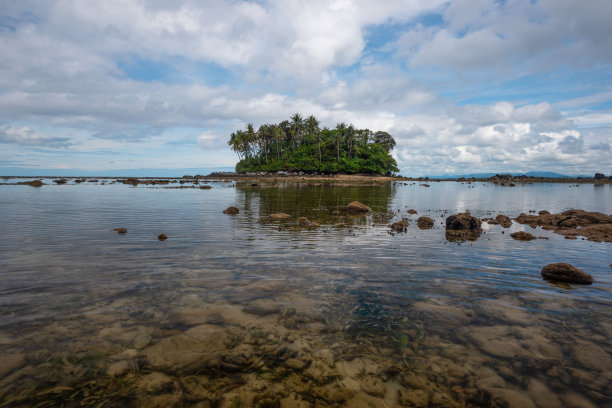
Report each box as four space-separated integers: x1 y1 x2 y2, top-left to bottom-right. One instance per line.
346 201 371 213
417 216 434 229
113 227 127 235
157 234 168 241
270 213 292 220
541 263 593 284
510 231 537 241
223 206 239 215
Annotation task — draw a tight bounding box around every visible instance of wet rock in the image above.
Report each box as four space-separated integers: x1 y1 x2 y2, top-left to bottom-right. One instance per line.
113 227 127 234
53 179 67 184
389 219 408 233
199 185 212 189
144 324 226 373
269 213 292 220
445 212 482 241
538 210 550 215
297 217 310 226
510 231 537 241
515 209 612 242
407 209 418 215
416 216 434 229
223 206 240 215
495 214 512 228
541 263 593 284
157 233 168 241
346 201 371 213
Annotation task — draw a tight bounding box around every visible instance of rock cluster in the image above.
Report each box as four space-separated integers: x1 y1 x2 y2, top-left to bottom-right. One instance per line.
515 209 612 242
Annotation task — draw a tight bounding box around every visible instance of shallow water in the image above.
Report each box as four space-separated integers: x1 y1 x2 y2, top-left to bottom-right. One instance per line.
0 180 611 407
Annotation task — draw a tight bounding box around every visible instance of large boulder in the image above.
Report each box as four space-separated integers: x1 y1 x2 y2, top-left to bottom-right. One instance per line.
346 201 371 213
446 212 482 231
445 212 482 242
541 263 593 284
495 214 512 228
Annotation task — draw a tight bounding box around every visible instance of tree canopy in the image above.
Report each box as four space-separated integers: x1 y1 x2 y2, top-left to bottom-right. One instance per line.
228 114 399 175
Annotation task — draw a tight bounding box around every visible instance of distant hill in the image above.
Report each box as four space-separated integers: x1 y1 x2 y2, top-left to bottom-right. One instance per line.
0 166 235 177
423 171 573 179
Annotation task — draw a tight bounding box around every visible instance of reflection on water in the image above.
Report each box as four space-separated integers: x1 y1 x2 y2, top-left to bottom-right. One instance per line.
0 180 611 407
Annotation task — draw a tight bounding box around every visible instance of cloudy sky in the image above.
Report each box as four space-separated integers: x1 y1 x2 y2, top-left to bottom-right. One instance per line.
1 0 611 176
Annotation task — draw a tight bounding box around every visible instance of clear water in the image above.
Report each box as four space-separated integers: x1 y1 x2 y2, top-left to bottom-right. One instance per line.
0 180 610 407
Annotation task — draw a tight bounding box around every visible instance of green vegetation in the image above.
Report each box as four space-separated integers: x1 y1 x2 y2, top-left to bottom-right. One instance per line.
228 113 399 175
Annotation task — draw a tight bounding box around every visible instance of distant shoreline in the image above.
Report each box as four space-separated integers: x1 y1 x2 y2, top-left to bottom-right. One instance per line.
1 173 611 184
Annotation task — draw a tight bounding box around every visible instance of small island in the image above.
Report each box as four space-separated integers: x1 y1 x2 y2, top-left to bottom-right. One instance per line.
228 113 399 175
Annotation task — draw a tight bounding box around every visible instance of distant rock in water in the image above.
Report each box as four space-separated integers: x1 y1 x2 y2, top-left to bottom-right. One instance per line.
19 180 43 187
223 206 239 215
346 201 371 213
269 213 292 220
445 212 482 242
113 228 127 235
199 185 212 189
514 209 612 242
157 234 168 241
417 216 434 229
510 231 537 241
541 263 593 284
407 209 418 215
389 219 408 233
53 179 67 185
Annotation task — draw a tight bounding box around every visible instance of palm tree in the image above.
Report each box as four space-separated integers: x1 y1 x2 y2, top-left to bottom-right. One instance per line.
335 122 346 162
290 113 303 151
306 115 321 164
272 125 285 161
228 132 243 160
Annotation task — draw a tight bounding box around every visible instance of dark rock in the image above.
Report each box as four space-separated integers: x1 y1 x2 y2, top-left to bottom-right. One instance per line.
538 210 550 215
199 185 212 189
446 212 482 231
389 219 408 233
510 231 537 241
347 201 371 213
417 216 434 229
113 228 127 235
495 214 512 228
407 209 418 215
53 179 67 184
223 206 239 215
541 263 593 284
158 234 168 241
22 180 43 187
445 212 482 242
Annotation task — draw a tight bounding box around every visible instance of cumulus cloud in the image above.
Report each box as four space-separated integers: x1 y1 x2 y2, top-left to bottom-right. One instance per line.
0 126 72 148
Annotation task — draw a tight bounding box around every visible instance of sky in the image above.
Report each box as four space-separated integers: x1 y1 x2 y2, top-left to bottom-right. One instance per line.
1 0 611 176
